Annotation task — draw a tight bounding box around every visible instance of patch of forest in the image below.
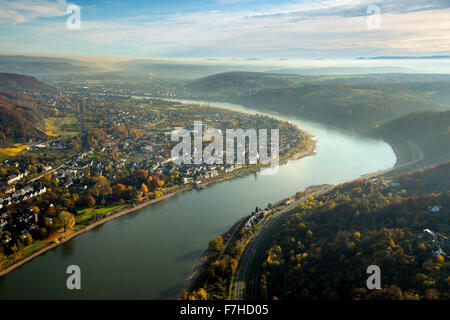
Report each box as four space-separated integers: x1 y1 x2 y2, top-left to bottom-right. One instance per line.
260 162 450 300
381 111 450 167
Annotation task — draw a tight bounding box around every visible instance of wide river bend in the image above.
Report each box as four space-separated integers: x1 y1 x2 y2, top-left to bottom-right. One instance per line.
0 100 395 299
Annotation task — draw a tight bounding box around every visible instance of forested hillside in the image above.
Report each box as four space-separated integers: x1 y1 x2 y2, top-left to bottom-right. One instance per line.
188 72 296 95
238 84 448 128
0 90 48 146
381 111 450 167
397 162 450 195
0 73 57 146
187 73 450 129
260 162 450 300
0 72 57 94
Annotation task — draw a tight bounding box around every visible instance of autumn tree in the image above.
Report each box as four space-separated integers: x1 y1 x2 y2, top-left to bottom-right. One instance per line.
45 205 57 217
58 211 75 232
149 176 161 190
112 183 127 200
136 169 149 182
42 173 52 186
188 288 208 300
86 195 96 208
208 236 224 252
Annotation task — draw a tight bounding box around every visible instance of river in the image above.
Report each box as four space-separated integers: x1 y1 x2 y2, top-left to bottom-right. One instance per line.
0 100 396 299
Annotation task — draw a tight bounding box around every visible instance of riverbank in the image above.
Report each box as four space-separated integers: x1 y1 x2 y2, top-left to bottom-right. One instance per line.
180 215 248 299
368 128 424 176
185 148 408 300
184 96 420 175
0 185 192 278
183 183 335 300
180 131 410 299
0 139 317 278
178 141 317 296
177 141 318 297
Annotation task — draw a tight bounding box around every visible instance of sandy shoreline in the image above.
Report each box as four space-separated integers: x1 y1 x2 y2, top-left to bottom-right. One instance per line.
0 140 317 279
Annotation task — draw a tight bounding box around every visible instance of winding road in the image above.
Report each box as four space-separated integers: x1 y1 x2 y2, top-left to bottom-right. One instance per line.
233 132 425 300
234 185 334 300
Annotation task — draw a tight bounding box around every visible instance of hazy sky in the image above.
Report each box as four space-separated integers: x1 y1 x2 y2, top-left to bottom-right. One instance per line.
0 0 449 59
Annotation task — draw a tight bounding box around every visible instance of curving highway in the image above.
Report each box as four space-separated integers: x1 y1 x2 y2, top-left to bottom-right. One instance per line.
234 185 334 300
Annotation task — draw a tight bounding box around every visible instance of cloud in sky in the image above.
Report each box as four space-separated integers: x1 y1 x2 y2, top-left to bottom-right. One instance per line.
0 0 71 24
0 0 449 58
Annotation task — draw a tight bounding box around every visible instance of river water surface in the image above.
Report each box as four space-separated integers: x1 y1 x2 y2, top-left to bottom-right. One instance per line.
0 100 396 299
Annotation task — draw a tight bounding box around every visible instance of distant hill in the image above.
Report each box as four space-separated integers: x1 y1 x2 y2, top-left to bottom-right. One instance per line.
237 84 448 128
114 60 234 79
0 72 56 94
267 66 417 75
358 56 450 60
0 55 93 77
187 72 450 129
381 111 450 167
113 60 271 79
188 72 450 89
188 72 294 94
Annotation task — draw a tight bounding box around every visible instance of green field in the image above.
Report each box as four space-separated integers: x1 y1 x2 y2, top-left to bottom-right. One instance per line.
44 115 80 137
76 204 124 224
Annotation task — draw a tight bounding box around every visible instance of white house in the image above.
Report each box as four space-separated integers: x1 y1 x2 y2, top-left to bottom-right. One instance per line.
7 174 21 184
433 247 447 257
284 198 294 205
428 205 442 213
423 229 436 239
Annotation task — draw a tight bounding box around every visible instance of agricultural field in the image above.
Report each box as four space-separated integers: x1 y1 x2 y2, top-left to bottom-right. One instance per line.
44 116 80 137
0 144 31 157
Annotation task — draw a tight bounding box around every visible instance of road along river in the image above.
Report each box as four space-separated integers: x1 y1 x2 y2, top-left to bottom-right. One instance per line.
0 100 395 299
